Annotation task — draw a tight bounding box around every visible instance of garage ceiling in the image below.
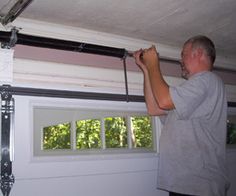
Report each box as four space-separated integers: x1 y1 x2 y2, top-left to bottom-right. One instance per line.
1 0 236 69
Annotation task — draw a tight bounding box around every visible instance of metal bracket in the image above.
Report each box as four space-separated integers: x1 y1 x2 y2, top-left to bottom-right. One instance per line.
0 85 15 196
1 27 18 49
76 43 86 52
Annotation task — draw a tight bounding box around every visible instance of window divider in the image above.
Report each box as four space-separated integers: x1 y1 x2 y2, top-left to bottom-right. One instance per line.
127 116 132 149
101 118 106 150
71 121 77 150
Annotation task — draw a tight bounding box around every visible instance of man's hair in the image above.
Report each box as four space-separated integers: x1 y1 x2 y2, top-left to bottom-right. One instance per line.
184 35 216 65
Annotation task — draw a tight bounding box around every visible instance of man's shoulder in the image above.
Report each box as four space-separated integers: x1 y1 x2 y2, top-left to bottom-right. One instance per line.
194 71 221 79
190 71 223 85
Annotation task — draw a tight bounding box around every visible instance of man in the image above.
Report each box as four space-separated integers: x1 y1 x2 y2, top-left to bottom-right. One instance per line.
134 35 229 196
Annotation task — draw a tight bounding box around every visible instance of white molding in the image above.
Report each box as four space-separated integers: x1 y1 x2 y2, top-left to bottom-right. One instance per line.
215 55 236 71
11 58 185 93
11 58 143 94
226 84 236 102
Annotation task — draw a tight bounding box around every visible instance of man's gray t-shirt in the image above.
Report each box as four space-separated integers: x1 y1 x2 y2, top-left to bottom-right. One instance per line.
157 71 229 196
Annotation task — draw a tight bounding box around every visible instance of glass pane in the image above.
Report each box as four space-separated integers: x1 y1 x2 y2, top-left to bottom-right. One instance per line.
43 123 71 150
227 115 236 144
76 119 101 149
131 116 152 148
105 117 128 148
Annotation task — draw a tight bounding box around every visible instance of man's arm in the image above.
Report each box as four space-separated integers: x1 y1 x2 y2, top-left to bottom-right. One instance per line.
142 46 175 110
143 69 167 115
134 49 166 115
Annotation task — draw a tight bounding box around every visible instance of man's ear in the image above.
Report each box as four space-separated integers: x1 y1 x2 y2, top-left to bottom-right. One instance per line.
196 48 204 57
192 48 203 60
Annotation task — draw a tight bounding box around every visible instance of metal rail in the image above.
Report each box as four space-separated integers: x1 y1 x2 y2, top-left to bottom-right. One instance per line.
0 85 145 102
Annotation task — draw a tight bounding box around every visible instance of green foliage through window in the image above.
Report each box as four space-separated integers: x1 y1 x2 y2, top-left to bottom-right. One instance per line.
42 115 153 151
43 123 71 150
105 117 128 148
131 116 152 148
76 119 101 149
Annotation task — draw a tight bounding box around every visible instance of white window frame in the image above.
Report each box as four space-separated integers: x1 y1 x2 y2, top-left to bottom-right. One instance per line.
31 97 161 161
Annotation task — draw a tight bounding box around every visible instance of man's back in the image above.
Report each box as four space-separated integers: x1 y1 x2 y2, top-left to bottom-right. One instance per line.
157 71 229 196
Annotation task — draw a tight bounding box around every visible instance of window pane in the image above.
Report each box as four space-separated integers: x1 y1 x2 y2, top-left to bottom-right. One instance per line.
105 117 128 148
131 116 152 148
43 123 71 150
227 115 236 144
76 119 101 149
